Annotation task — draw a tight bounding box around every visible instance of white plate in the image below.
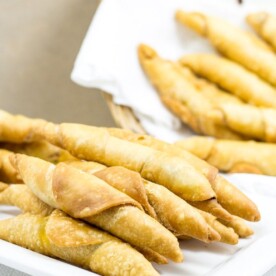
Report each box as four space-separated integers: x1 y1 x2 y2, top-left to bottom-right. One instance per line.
1 174 276 276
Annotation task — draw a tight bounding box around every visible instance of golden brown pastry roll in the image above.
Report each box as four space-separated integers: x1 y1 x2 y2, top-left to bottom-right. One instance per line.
0 110 47 143
0 158 218 244
218 216 254 238
107 126 260 222
213 175 260 222
61 161 219 243
185 70 243 106
138 44 244 140
161 96 244 140
176 10 276 86
0 141 76 164
0 210 159 276
0 149 217 244
67 160 156 218
175 136 276 176
0 149 22 183
65 159 107 173
143 180 220 243
175 136 215 160
0 182 167 264
0 182 8 192
179 54 276 108
67 149 230 225
247 12 276 51
0 183 54 215
37 122 215 202
149 62 242 105
138 44 276 142
77 161 221 241
188 199 232 221
212 103 276 142
64 161 219 242
198 210 238 245
175 139 260 221
106 127 218 183
11 154 183 262
0 109 260 222
94 167 157 218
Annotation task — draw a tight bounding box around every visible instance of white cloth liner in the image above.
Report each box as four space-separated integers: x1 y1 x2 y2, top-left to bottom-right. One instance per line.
71 0 276 142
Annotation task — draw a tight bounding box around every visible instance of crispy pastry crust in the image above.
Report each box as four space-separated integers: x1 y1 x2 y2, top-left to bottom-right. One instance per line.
247 12 276 51
138 44 276 142
37 122 215 202
198 210 238 245
218 216 254 238
176 136 276 176
107 124 260 221
180 54 276 108
0 210 159 276
0 141 76 164
11 154 183 262
176 10 276 86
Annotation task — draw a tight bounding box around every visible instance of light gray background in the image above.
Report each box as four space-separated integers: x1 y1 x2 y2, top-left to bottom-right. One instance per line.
0 1 275 275
0 0 113 275
0 0 115 126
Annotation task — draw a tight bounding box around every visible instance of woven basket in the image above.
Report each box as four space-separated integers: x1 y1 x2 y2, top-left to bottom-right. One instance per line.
103 93 146 134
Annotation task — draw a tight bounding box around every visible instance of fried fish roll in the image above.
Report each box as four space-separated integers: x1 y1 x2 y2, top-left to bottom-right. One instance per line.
11 154 183 262
176 10 276 86
0 110 47 143
210 103 276 142
66 161 156 218
247 12 276 51
175 138 261 221
175 136 276 176
143 180 220 243
139 45 276 142
37 122 215 202
188 198 232 221
161 96 243 140
0 210 159 276
0 149 22 183
213 175 260 222
0 183 54 215
0 141 76 163
138 44 243 140
0 182 167 265
68 160 217 242
198 210 238 245
106 127 218 183
138 43 276 143
218 215 254 238
106 127 260 222
0 182 8 192
0 107 260 222
0 176 218 246
0 150 217 245
181 68 243 105
180 54 276 108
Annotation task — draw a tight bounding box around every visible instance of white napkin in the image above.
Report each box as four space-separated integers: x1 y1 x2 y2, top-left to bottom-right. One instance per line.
71 0 276 143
